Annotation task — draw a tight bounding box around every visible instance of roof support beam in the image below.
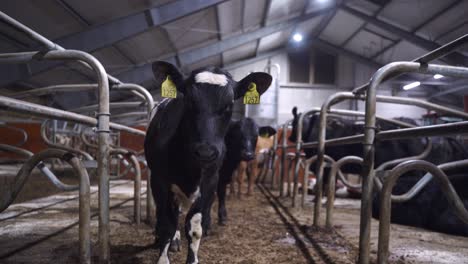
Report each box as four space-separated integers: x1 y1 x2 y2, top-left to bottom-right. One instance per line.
342 5 468 66
116 5 337 83
0 0 226 86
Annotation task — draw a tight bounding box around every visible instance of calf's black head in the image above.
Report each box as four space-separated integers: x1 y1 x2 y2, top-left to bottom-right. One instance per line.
152 61 272 165
226 118 277 161
289 106 316 143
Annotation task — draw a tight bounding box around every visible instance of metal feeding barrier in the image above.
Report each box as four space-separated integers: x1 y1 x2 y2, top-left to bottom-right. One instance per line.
0 145 91 263
260 34 468 264
0 10 156 264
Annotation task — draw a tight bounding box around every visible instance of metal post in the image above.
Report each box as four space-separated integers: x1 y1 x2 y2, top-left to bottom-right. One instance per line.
280 121 291 196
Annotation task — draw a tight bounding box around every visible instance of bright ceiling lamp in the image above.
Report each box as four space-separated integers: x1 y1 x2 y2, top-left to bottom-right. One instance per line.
292 33 303 42
403 81 421 90
433 74 444 79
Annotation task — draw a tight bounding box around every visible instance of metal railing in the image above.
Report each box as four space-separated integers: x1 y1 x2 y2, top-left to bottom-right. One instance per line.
0 10 154 263
261 34 468 264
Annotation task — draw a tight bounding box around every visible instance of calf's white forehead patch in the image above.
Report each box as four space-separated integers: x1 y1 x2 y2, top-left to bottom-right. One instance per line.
195 71 228 86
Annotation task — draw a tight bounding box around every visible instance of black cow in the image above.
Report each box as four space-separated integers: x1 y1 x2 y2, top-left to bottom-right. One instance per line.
144 61 271 264
207 119 276 229
289 106 468 236
289 107 427 173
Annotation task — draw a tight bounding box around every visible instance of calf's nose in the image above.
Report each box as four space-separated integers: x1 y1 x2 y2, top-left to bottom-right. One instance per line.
194 144 219 162
241 151 255 161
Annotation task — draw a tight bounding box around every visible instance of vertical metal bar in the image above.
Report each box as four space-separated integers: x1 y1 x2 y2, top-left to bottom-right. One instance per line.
129 154 142 225
279 122 290 196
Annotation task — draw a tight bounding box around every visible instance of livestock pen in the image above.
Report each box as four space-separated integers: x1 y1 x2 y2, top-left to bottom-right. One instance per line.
1 1 468 264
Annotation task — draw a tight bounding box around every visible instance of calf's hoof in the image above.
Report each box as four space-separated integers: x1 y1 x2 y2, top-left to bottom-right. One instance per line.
169 238 181 252
218 219 227 226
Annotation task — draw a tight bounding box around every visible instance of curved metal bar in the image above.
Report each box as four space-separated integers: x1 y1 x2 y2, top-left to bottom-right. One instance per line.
376 139 433 172
0 124 28 147
301 154 346 206
377 160 468 264
110 148 141 225
71 102 147 114
41 120 94 161
80 129 134 179
325 156 364 228
0 148 91 264
0 144 79 191
361 61 468 264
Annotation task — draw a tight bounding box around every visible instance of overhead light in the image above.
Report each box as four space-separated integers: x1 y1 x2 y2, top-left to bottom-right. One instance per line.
292 33 303 42
403 81 420 90
433 74 444 79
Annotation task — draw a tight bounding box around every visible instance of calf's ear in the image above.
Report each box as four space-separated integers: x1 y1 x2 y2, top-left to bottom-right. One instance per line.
152 61 185 95
234 72 272 100
259 126 277 137
292 107 298 118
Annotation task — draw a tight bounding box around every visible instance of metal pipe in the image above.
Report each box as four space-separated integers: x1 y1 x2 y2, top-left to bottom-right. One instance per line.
292 107 417 198
280 120 292 196
110 148 141 225
0 49 113 263
0 124 28 146
111 112 147 120
352 34 468 94
0 148 91 264
360 61 468 264
0 143 79 191
113 83 155 224
41 120 94 160
325 156 363 228
0 95 145 136
377 160 468 264
71 102 147 114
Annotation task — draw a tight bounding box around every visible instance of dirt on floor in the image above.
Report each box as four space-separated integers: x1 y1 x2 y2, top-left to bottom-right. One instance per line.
2 179 468 264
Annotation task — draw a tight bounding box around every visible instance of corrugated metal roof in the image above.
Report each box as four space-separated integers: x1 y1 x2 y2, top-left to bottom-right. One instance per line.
0 0 84 39
62 0 175 25
164 7 218 51
116 26 175 65
320 9 365 45
378 0 457 32
222 41 257 65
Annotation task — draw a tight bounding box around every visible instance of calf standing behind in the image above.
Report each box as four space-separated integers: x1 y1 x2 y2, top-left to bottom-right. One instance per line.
211 118 275 227
144 61 271 264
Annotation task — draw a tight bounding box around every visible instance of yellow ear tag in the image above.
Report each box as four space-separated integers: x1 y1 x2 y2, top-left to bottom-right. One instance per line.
260 133 270 138
161 76 177 98
243 82 260 104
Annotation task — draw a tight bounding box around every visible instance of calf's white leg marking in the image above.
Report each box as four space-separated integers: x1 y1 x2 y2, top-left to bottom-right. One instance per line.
189 213 203 264
171 185 200 212
157 243 170 264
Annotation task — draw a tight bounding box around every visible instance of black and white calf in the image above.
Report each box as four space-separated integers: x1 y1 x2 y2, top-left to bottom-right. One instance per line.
144 61 272 264
204 118 275 229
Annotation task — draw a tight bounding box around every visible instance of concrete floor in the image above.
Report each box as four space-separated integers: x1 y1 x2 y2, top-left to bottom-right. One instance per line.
1 181 467 263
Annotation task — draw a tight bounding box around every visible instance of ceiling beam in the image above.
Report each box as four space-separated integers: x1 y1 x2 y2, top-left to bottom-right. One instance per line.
116 5 337 84
341 5 468 66
254 0 272 56
0 0 227 86
178 4 337 66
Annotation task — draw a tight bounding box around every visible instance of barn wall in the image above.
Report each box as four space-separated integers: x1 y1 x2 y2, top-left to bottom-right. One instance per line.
228 51 429 126
228 51 357 125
